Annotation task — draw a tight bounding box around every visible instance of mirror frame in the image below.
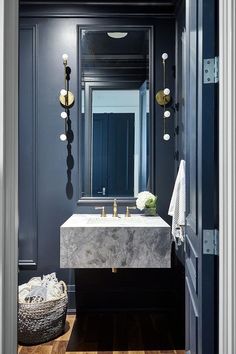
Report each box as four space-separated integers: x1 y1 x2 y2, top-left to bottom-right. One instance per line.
77 25 154 206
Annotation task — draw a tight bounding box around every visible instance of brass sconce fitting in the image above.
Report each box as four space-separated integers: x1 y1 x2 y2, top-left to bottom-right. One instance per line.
59 53 75 142
155 89 171 106
59 54 75 109
59 90 75 109
155 52 172 141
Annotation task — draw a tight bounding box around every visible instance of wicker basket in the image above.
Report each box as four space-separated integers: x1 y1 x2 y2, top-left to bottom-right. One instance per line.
18 280 68 345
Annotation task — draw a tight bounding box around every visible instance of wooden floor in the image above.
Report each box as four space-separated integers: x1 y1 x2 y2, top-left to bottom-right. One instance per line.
18 313 185 354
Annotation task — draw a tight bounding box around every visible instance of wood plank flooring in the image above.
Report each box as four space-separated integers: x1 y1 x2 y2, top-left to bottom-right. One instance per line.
18 313 185 354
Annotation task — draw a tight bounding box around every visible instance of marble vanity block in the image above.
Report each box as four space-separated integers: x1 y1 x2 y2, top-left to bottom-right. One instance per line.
60 214 171 268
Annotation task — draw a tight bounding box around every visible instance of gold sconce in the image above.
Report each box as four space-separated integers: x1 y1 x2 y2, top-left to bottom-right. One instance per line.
59 53 75 142
155 52 171 141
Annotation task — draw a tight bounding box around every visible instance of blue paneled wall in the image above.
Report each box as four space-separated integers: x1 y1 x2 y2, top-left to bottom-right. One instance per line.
19 13 176 309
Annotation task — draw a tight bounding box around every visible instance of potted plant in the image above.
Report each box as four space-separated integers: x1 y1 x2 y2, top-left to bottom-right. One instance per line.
136 191 157 216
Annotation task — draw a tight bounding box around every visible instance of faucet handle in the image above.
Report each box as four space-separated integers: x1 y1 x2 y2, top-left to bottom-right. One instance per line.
112 198 118 217
95 206 106 217
125 206 136 217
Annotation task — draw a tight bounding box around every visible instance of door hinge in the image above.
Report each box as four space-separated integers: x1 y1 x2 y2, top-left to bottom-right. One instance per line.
203 229 219 255
203 57 219 84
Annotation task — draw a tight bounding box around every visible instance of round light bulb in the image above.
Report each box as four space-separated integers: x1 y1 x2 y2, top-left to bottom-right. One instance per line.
62 53 68 61
164 110 171 118
60 133 67 141
162 53 168 60
60 112 67 119
163 134 170 141
163 88 170 96
60 89 67 97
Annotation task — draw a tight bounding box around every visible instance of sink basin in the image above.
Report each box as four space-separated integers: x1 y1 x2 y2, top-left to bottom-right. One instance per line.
87 217 126 225
61 214 170 228
60 213 171 269
86 216 145 226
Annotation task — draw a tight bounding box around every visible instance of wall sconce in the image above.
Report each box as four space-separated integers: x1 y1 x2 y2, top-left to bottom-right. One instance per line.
155 52 171 141
59 53 75 141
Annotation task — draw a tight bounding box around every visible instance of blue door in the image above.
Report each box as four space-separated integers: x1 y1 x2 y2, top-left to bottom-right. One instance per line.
139 80 149 191
93 113 135 197
92 113 108 197
185 0 218 353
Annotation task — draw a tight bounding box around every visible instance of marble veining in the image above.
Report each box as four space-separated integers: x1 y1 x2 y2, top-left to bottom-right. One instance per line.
60 214 171 269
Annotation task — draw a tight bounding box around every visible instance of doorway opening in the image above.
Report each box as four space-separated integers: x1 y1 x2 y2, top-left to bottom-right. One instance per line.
2 0 219 354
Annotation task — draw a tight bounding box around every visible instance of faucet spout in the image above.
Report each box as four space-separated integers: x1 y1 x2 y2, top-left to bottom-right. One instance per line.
112 198 118 217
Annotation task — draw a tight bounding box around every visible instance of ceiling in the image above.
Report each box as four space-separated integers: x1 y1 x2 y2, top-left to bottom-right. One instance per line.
19 0 178 16
81 29 149 83
19 0 177 10
20 1 176 4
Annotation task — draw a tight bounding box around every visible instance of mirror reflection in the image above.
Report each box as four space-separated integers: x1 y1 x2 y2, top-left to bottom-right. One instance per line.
80 28 150 198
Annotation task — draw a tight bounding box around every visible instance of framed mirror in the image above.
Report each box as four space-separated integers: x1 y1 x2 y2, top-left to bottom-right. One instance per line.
78 26 154 205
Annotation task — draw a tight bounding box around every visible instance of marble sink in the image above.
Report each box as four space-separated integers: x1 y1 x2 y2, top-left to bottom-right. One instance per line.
60 214 171 269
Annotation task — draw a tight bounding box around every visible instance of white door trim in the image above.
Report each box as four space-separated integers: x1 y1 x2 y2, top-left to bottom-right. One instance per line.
0 0 19 353
219 1 236 353
0 0 234 353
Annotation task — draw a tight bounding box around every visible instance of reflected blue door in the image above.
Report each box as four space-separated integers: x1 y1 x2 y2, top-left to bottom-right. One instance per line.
93 113 134 197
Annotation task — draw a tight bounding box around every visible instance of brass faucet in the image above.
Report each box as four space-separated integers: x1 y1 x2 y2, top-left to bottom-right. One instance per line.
95 206 106 217
125 206 137 217
112 198 118 217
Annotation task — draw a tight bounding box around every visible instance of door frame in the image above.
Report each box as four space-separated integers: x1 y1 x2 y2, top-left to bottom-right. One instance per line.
219 0 236 353
0 0 234 353
81 80 143 199
0 0 19 353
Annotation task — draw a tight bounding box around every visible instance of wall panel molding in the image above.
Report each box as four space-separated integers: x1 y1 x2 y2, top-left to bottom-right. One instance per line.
219 0 236 353
18 24 38 268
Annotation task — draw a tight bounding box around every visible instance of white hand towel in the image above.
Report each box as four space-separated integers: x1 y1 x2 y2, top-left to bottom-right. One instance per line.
168 160 186 245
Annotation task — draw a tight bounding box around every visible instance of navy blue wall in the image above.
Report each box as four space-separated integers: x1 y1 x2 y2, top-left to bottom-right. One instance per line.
154 18 176 224
173 0 186 265
19 12 177 310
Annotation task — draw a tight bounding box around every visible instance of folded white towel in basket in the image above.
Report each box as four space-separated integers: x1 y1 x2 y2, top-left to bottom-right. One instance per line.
19 273 64 303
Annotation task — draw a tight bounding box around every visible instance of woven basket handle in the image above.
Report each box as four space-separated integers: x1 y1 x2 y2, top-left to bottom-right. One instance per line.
58 280 67 294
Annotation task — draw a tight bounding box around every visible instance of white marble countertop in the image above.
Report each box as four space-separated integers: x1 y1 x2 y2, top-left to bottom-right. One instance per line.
60 213 171 268
61 213 170 228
